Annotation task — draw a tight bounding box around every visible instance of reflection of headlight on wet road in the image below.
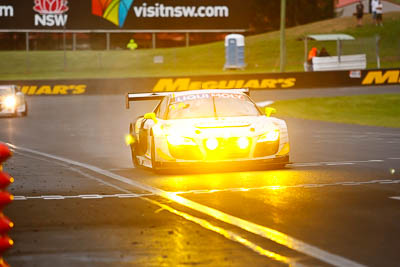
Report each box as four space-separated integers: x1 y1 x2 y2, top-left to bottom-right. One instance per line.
257 129 279 142
4 96 17 109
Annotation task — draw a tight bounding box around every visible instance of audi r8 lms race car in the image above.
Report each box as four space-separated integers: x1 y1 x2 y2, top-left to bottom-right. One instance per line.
0 85 28 117
126 89 290 172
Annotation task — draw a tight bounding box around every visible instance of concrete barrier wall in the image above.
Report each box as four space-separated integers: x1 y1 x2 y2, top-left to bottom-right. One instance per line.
1 68 399 96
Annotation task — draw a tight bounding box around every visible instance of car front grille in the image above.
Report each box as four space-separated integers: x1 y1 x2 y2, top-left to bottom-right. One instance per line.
204 137 251 159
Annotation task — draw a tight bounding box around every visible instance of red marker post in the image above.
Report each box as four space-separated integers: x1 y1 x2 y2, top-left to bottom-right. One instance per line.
0 144 14 266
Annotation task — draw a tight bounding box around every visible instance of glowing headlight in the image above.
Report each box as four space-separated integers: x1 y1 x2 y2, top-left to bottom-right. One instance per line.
205 138 219 150
258 129 279 142
4 96 16 109
167 135 196 146
237 137 250 149
125 134 135 146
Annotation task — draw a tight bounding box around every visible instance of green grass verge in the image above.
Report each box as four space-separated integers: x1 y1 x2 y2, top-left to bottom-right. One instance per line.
387 0 400 4
270 94 400 128
1 12 400 80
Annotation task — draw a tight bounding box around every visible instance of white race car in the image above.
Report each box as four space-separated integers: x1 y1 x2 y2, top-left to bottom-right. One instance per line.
126 89 289 172
0 85 28 117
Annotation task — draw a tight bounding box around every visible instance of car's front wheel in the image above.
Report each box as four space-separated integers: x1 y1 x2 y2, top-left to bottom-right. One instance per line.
16 101 28 117
151 136 161 172
129 124 140 168
21 101 28 117
130 144 140 168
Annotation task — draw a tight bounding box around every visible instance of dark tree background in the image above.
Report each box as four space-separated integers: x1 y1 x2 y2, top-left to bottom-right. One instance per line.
249 0 335 33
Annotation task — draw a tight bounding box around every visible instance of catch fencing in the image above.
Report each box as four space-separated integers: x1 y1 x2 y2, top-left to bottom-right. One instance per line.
0 33 399 76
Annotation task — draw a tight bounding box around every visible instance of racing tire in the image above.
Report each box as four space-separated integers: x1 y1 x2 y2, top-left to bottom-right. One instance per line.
16 102 28 117
151 136 161 173
129 124 140 168
22 101 28 117
130 144 140 168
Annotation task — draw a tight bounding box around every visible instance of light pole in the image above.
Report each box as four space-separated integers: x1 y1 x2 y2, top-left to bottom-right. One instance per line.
280 0 286 72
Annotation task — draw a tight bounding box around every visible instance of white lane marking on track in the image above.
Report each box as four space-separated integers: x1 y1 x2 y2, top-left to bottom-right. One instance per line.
313 130 400 137
290 163 322 167
326 163 354 166
13 196 27 200
365 132 400 137
145 197 304 267
7 143 365 267
14 177 400 200
11 149 301 265
13 193 154 200
42 195 65 200
290 159 387 168
78 194 104 199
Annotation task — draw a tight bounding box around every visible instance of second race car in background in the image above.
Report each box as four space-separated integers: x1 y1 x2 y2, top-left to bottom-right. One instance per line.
0 85 28 117
126 89 290 172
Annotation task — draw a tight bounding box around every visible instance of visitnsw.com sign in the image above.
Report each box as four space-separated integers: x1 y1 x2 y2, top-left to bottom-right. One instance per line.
0 0 250 30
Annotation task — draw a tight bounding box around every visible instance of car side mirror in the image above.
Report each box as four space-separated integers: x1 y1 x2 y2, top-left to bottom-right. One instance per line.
264 107 276 117
144 112 158 123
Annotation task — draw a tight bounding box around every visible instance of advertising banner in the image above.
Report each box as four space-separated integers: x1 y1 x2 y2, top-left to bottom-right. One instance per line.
0 0 251 30
1 69 399 96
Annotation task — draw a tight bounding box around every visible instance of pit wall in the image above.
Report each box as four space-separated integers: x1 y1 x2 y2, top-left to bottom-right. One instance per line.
1 68 399 96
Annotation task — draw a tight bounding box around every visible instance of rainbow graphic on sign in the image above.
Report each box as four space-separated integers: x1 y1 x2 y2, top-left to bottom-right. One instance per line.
92 0 134 28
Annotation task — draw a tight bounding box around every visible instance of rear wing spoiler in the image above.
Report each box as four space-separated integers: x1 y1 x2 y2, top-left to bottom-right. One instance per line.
125 89 249 109
125 92 173 109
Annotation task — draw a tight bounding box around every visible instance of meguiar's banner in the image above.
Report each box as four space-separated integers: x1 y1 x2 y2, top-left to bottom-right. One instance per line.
0 0 250 30
1 69 399 96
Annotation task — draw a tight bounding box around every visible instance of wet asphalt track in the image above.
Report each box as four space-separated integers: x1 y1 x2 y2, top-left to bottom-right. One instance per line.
0 85 400 267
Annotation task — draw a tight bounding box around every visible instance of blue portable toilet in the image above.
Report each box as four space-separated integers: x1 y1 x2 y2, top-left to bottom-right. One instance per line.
224 34 245 70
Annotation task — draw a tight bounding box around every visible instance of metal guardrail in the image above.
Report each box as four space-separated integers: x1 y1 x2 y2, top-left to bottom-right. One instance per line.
0 29 246 50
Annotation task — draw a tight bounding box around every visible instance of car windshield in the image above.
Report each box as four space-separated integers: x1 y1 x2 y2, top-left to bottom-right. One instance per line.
0 88 12 96
167 92 261 119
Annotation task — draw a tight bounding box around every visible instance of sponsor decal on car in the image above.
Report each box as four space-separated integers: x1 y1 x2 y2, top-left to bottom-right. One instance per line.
21 85 86 95
362 70 400 85
34 0 69 27
153 78 296 92
173 92 245 103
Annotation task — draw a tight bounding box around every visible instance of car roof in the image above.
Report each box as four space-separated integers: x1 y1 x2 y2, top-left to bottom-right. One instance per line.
0 85 15 90
125 89 249 108
0 85 16 93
